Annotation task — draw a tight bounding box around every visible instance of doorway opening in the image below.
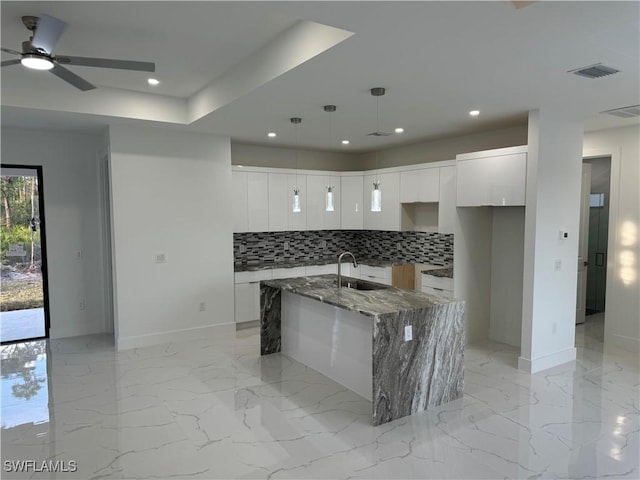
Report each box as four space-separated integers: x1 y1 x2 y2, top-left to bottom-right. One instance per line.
577 156 612 343
583 157 611 316
0 165 51 344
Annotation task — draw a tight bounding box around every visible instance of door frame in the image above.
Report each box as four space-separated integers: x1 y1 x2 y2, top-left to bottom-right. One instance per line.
582 148 620 343
1 164 51 343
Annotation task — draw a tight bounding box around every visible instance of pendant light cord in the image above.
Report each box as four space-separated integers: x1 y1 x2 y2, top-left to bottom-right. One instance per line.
375 94 380 183
295 121 299 190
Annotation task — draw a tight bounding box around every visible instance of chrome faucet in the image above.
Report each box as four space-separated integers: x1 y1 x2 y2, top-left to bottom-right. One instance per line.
337 252 358 290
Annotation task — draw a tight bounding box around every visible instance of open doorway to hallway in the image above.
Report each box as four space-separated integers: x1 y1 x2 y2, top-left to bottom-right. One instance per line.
578 156 612 336
0 166 51 343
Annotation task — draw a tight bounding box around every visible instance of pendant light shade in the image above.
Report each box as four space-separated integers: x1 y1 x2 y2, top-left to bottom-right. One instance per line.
291 117 302 213
370 87 386 212
323 105 337 212
293 189 301 213
371 181 382 212
326 186 335 211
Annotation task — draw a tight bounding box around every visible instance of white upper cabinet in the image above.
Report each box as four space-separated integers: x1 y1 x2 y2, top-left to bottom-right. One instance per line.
341 175 363 229
438 166 456 234
400 168 440 203
456 147 527 207
247 172 269 232
363 172 400 231
268 173 307 231
232 171 248 232
307 174 341 230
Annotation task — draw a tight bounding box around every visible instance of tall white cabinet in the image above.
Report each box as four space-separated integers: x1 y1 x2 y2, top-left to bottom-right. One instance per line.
232 170 269 232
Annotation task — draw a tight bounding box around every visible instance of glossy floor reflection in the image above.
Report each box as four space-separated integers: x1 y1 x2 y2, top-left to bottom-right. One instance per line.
1 316 638 479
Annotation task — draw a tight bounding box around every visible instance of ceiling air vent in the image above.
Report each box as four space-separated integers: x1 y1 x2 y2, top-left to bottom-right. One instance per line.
602 105 640 118
367 131 392 137
569 63 620 79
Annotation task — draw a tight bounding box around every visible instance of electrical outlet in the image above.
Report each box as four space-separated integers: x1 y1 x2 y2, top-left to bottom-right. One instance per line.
79 300 86 311
404 325 413 341
75 249 83 260
199 302 206 312
397 242 402 250
552 322 557 334
155 253 167 264
554 259 562 271
321 240 327 249
284 241 290 250
239 244 246 253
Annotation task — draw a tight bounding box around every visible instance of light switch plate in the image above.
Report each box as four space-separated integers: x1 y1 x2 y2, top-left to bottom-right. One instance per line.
404 325 413 341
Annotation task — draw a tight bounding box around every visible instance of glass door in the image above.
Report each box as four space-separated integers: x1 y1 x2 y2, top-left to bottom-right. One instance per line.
1 166 50 343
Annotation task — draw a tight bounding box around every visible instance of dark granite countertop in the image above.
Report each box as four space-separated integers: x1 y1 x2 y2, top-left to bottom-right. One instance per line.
421 267 453 278
262 274 459 317
235 257 412 272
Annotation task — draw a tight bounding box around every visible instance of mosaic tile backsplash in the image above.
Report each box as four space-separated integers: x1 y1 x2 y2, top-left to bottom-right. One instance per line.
233 230 453 266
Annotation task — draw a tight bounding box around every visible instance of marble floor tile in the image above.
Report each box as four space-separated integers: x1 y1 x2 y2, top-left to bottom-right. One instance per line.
2 316 638 479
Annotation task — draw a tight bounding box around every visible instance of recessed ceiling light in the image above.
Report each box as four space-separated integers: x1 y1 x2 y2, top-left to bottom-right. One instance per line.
147 78 160 86
267 132 277 138
237 165 244 168
342 140 350 145
469 110 480 116
394 127 404 134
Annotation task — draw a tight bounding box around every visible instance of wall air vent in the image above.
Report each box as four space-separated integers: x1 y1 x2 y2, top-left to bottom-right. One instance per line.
569 63 620 79
367 131 392 137
602 105 640 118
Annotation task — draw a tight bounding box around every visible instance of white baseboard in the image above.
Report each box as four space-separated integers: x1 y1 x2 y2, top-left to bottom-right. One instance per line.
116 322 235 351
606 333 640 353
518 347 576 373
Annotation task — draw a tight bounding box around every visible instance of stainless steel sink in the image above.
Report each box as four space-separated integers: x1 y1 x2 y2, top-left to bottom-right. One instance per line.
339 279 390 291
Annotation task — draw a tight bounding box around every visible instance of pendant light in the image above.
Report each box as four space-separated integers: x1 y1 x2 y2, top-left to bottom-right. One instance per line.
370 87 385 212
323 105 336 212
291 117 302 213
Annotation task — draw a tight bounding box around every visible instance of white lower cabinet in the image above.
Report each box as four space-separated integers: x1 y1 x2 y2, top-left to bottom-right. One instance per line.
359 265 392 285
421 273 454 299
234 283 259 323
306 264 338 276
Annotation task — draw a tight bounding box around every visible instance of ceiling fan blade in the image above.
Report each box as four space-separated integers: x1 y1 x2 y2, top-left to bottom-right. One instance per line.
1 47 22 56
50 64 95 91
1 59 21 67
32 14 67 54
56 55 155 72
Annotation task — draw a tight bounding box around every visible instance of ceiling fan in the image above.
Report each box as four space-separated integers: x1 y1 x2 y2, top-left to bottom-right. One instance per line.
1 14 155 91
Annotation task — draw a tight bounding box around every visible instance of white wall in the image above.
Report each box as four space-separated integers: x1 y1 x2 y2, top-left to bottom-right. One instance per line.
1 127 107 338
231 143 359 170
454 207 492 344
520 110 584 373
583 125 640 352
108 126 234 350
490 208 525 347
358 124 528 169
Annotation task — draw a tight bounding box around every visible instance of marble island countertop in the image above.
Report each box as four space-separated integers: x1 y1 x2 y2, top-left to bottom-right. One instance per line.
421 267 453 278
235 257 416 272
262 274 457 317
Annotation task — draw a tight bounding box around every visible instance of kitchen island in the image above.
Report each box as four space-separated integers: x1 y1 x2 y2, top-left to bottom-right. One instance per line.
260 274 465 426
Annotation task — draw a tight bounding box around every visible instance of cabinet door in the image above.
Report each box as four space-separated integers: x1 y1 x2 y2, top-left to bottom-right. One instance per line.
268 173 289 232
341 175 363 229
269 173 306 231
232 171 248 233
247 172 269 232
456 153 526 206
363 172 400 231
400 169 439 203
234 283 256 323
438 166 456 234
307 174 339 231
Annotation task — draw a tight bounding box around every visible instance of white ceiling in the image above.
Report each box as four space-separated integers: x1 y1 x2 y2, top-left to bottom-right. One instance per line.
2 1 639 153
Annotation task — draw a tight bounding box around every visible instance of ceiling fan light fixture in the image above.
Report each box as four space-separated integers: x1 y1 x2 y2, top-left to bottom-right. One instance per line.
21 54 53 70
